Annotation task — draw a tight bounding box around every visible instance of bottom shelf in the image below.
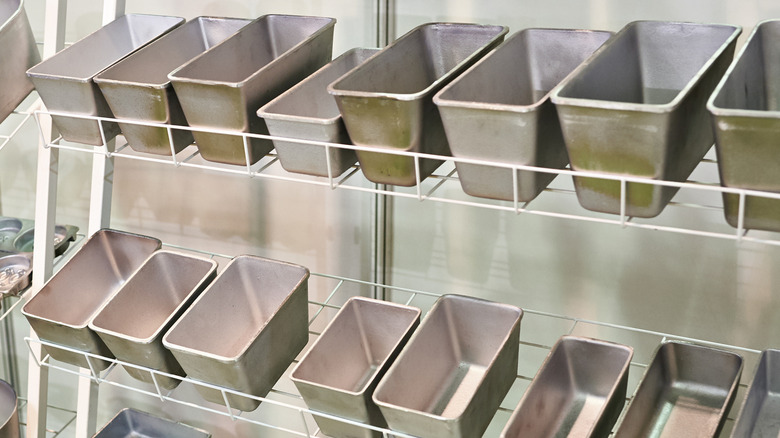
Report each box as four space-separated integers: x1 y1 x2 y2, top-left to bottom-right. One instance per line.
18 398 77 438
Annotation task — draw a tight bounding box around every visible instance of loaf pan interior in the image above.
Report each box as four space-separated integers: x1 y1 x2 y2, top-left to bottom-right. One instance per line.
730 349 780 437
95 408 210 438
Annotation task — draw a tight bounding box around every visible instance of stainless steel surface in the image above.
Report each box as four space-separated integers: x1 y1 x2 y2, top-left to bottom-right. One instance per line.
0 0 38 125
89 250 217 390
328 23 507 186
291 297 420 438
372 294 522 438
162 255 309 411
258 47 379 178
551 21 741 217
500 335 632 438
708 20 780 232
0 379 18 438
93 408 211 438
27 14 185 145
168 14 336 166
615 341 743 438
730 349 780 437
434 28 612 202
21 229 162 369
94 16 250 156
0 253 30 297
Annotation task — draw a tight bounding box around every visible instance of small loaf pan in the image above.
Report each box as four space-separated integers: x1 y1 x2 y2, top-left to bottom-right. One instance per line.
291 297 420 438
708 20 780 232
500 336 633 438
730 349 780 437
373 294 522 438
94 16 251 156
329 23 507 186
551 21 741 217
0 0 39 125
435 28 612 202
27 14 184 146
615 341 743 438
0 379 18 438
94 408 210 438
89 251 217 390
22 229 162 369
163 255 309 412
169 14 336 166
258 47 379 178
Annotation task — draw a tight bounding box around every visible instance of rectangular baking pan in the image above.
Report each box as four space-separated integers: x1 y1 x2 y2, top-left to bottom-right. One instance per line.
163 255 309 411
373 294 522 438
730 349 780 437
94 16 250 156
94 408 211 438
89 250 217 390
614 341 743 437
291 297 420 438
168 14 336 166
258 47 379 178
22 229 161 369
434 28 612 202
27 14 184 146
0 0 39 124
500 335 632 438
0 379 18 438
708 20 780 232
328 23 507 186
551 21 741 217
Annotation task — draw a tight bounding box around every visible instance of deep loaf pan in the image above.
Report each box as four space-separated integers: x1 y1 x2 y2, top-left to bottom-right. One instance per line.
94 16 251 156
0 379 18 438
291 297 420 438
258 47 380 178
162 255 310 412
0 0 40 125
708 19 780 232
328 23 508 186
730 349 780 437
434 28 612 202
93 408 211 438
551 21 741 217
168 14 336 166
21 229 162 369
372 294 522 438
27 14 184 146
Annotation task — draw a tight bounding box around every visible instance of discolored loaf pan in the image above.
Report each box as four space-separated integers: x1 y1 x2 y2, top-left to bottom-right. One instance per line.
162 255 309 411
291 297 420 438
373 294 522 438
27 14 184 146
500 335 632 438
328 23 508 186
93 408 210 438
168 14 336 166
730 349 780 437
22 229 162 369
614 341 743 438
434 28 612 202
258 47 379 178
89 251 217 390
94 16 251 156
708 20 780 232
0 379 18 438
0 0 39 125
551 21 741 217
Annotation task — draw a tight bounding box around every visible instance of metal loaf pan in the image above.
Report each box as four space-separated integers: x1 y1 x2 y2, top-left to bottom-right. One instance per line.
94 16 251 156
434 28 612 202
162 255 309 411
372 294 522 438
614 341 743 438
551 21 741 217
0 0 39 125
89 251 217 390
21 229 162 369
708 20 780 232
168 14 336 166
291 297 420 438
500 336 633 438
27 14 184 146
0 379 18 438
730 349 780 437
94 408 210 438
328 23 508 187
258 47 380 178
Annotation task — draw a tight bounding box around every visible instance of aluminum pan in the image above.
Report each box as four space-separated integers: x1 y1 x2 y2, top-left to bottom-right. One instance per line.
0 0 39 125
93 408 210 438
0 379 17 438
0 253 31 297
730 349 780 437
434 28 612 202
27 14 185 146
373 294 522 438
168 14 336 166
551 21 741 217
328 23 508 186
258 48 380 178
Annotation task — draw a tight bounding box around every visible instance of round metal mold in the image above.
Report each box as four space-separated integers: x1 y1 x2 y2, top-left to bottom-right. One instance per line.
13 225 71 256
0 254 31 297
0 219 21 246
0 379 19 438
